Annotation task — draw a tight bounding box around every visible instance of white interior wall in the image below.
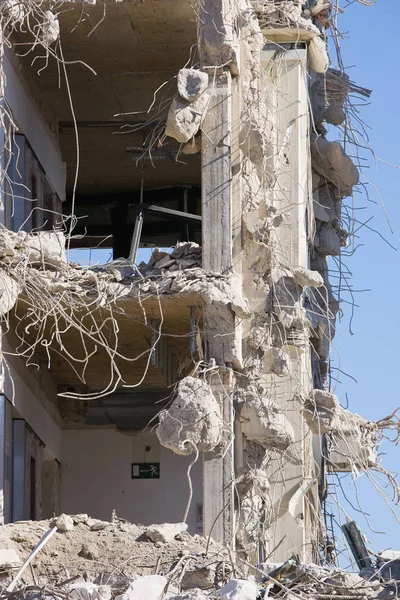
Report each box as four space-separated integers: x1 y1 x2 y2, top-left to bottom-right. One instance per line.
61 430 203 534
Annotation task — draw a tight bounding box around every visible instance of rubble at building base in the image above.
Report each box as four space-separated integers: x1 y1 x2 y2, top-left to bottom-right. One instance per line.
0 515 399 600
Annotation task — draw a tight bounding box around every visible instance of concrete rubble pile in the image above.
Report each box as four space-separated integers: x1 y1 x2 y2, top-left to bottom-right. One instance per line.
1 518 399 600
137 242 202 275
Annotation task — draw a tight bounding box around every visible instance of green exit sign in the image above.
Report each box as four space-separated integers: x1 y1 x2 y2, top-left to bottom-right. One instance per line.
131 463 160 479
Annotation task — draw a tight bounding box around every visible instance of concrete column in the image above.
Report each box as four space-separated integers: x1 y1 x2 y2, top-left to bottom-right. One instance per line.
201 71 233 274
261 47 316 562
202 370 235 548
42 458 61 519
201 71 235 547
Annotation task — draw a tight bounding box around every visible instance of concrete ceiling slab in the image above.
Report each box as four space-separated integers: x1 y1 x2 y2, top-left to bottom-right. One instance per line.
14 0 199 195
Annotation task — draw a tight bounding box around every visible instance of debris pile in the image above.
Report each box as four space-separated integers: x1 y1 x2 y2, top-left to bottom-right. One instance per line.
1 518 400 600
0 516 233 594
138 243 202 276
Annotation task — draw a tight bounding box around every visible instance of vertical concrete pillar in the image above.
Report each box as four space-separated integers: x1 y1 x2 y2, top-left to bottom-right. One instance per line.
202 371 235 547
201 71 233 274
201 71 235 546
260 47 315 562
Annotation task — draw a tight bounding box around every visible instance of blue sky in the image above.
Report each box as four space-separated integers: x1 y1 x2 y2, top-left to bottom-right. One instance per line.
327 0 400 558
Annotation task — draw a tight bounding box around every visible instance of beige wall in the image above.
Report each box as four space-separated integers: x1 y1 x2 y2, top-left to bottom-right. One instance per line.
61 430 203 533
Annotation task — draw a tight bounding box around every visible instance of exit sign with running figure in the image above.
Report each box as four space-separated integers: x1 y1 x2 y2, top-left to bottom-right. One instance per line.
131 463 160 479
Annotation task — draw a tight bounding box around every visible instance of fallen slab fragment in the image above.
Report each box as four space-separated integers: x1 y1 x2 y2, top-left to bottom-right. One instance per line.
146 522 188 544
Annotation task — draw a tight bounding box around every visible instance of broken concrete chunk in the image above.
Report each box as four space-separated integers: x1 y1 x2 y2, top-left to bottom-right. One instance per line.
313 183 340 222
181 562 220 590
311 68 349 129
217 579 259 600
72 513 89 524
4 0 26 24
0 272 20 317
0 548 21 569
54 513 74 532
177 69 208 102
239 388 294 451
116 575 178 600
39 10 60 46
254 1 302 27
315 222 341 256
311 136 359 197
239 118 273 181
248 325 270 352
165 90 211 143
303 389 339 434
70 583 111 600
328 429 377 472
153 256 176 270
146 522 187 544
230 296 252 319
182 136 202 155
264 347 291 376
78 542 99 560
325 571 377 594
292 266 324 288
157 376 223 455
324 103 346 126
26 231 66 267
308 35 329 73
86 518 108 531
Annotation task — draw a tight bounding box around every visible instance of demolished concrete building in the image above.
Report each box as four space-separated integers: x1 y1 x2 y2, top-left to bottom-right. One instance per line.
0 0 388 584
